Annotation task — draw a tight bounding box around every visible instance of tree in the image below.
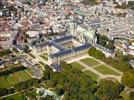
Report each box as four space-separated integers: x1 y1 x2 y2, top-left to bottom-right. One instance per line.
60 61 71 70
88 48 132 72
41 95 54 100
116 61 131 72
88 47 105 59
56 88 65 96
0 88 8 96
129 92 134 100
0 1 4 9
96 79 124 99
121 69 134 88
42 61 98 100
43 70 50 80
128 1 134 9
116 1 134 10
0 66 26 77
82 0 98 5
23 45 30 53
38 90 44 96
106 40 115 50
32 40 37 46
0 49 11 57
96 34 115 50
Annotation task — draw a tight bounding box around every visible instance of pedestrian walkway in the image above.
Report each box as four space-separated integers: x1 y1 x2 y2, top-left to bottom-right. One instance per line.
90 56 123 75
78 60 122 82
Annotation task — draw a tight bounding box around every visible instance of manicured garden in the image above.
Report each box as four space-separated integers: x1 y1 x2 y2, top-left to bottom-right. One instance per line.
80 58 100 67
0 70 32 88
83 70 99 81
94 65 121 76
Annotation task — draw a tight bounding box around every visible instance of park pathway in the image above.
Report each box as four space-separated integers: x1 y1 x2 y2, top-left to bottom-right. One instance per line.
79 61 102 76
89 56 123 75
78 60 122 82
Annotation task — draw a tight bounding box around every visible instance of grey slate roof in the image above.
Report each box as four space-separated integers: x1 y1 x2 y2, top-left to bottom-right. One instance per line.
16 45 24 50
49 41 65 51
50 43 91 58
51 64 61 72
53 35 73 43
73 43 90 52
50 49 73 58
35 42 48 48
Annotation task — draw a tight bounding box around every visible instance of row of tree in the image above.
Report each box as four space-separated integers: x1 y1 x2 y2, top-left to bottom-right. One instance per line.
0 49 11 57
42 62 125 100
0 62 127 99
88 47 132 72
0 66 27 77
129 91 134 100
95 79 124 100
43 62 98 100
0 88 14 97
121 69 134 88
96 34 115 50
0 78 40 96
14 78 40 91
116 1 134 10
0 1 4 9
82 0 99 5
88 47 134 88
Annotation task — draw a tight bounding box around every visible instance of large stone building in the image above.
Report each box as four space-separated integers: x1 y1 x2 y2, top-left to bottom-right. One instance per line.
71 25 97 44
30 32 95 71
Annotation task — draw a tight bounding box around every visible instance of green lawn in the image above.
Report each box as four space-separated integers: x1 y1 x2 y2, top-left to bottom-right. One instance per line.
94 65 121 76
80 58 100 67
0 76 13 88
83 70 99 81
0 70 32 88
70 62 85 70
26 68 34 76
3 93 27 100
40 53 48 61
